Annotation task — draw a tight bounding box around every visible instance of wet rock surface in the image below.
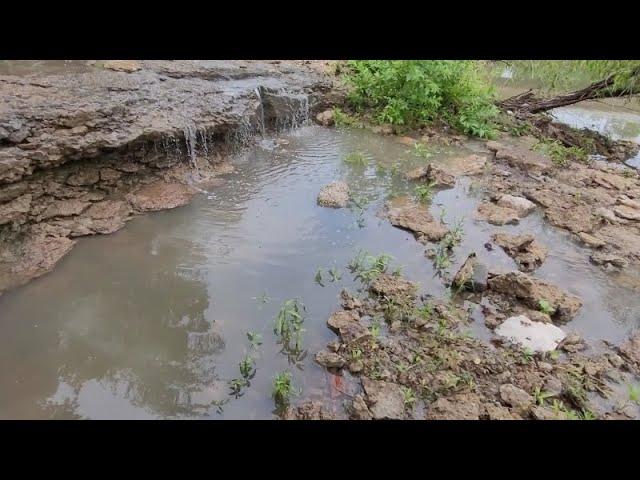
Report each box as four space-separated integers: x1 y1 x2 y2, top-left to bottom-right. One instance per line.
0 60 336 293
475 202 520 226
406 162 455 188
480 133 640 270
384 197 448 242
487 271 582 321
492 233 548 272
317 181 350 208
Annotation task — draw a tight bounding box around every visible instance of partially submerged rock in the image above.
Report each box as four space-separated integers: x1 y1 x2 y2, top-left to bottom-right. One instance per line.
445 154 487 176
495 315 566 352
496 194 536 217
452 253 488 292
486 141 552 173
492 233 548 272
327 310 370 344
348 394 373 420
545 204 596 233
590 252 628 270
317 181 350 208
369 273 418 300
475 202 519 226
127 181 197 212
577 231 606 248
315 109 335 127
315 350 345 369
385 198 448 242
340 289 363 311
406 163 455 188
0 234 76 291
362 379 405 419
487 271 582 321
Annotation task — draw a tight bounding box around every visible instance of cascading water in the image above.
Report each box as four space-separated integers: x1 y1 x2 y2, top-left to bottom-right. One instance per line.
254 87 267 138
183 122 199 169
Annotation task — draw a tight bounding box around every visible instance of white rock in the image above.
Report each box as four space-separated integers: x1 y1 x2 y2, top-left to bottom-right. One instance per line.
495 315 566 352
496 194 536 217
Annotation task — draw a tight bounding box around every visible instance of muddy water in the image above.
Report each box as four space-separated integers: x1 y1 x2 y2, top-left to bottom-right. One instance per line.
551 101 640 168
1 125 639 419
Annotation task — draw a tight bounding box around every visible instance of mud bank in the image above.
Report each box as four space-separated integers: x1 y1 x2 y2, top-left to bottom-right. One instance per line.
0 61 342 292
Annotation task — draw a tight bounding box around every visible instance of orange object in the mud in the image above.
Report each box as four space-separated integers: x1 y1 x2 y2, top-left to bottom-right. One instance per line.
328 373 344 399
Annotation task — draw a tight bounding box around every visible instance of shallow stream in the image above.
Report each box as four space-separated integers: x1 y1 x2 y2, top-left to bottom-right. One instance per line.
1 121 640 418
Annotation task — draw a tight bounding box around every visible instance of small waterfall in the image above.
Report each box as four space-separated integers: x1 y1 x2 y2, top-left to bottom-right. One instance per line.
198 129 209 159
182 122 199 169
254 87 266 138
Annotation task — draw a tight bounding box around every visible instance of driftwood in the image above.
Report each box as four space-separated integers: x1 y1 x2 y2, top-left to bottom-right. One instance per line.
499 74 639 114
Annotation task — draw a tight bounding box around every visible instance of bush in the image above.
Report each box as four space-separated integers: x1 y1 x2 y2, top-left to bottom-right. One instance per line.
342 60 498 138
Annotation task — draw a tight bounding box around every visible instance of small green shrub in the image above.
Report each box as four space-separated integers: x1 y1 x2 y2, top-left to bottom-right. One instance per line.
342 60 498 138
273 371 299 406
533 140 588 166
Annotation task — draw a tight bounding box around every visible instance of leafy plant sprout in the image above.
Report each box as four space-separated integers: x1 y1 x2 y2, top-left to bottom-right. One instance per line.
343 151 368 167
274 299 307 366
328 266 342 282
411 142 433 159
246 331 263 350
538 299 555 315
415 181 436 202
272 370 300 408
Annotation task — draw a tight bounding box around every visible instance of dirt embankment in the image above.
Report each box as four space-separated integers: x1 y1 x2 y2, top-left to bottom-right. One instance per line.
0 60 343 292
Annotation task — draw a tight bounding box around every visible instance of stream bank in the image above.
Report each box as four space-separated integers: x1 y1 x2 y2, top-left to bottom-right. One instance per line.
0 60 342 292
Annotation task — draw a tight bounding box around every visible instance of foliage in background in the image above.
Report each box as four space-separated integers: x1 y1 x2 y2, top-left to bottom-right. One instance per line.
341 60 498 138
504 60 640 95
